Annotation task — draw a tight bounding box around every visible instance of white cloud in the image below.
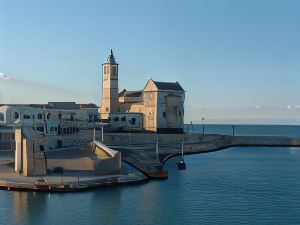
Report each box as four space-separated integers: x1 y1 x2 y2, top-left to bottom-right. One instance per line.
0 73 15 81
286 105 300 110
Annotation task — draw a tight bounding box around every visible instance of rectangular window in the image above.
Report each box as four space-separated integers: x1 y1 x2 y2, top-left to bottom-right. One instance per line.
179 111 182 117
23 115 30 119
163 112 166 118
112 65 117 76
0 112 4 121
131 118 136 125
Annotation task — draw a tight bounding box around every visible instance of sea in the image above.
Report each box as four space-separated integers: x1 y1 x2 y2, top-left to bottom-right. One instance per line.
1 124 300 225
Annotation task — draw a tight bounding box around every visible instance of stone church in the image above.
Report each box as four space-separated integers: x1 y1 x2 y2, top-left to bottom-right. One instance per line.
100 50 185 133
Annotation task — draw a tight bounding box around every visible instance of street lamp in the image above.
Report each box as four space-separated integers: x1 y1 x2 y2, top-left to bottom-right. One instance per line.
202 117 205 135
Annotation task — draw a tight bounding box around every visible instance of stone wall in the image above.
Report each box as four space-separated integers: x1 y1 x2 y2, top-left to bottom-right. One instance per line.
22 138 47 176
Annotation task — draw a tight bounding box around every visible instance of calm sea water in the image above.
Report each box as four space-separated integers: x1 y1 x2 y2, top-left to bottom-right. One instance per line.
1 125 300 225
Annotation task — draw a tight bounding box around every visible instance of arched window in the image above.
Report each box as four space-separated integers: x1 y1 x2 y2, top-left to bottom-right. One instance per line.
121 116 126 122
14 112 19 120
38 113 43 119
47 113 51 119
114 117 119 122
59 113 62 119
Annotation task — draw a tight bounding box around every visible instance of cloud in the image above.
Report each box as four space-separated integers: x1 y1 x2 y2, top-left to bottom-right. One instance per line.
287 105 300 110
0 73 15 81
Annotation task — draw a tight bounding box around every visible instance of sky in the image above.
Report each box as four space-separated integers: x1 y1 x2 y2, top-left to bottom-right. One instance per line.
1 0 300 124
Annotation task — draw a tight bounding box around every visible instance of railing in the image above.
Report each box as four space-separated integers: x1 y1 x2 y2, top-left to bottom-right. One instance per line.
0 141 15 150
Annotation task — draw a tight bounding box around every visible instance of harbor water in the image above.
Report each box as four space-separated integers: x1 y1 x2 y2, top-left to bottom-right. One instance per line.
1 125 300 225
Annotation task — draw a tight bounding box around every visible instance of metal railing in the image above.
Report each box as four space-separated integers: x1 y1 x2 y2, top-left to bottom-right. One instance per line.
0 141 15 151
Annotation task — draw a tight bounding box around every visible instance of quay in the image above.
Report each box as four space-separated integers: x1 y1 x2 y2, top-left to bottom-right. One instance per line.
1 133 300 192
106 133 300 179
0 166 147 193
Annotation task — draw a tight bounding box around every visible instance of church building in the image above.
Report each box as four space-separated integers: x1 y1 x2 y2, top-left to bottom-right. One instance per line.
100 50 185 133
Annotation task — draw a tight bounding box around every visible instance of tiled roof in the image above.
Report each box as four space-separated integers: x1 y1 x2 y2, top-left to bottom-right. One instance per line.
79 103 98 109
45 102 80 110
119 89 142 98
153 81 185 92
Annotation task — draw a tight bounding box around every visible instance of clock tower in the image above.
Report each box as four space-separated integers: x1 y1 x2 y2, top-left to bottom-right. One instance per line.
100 49 119 119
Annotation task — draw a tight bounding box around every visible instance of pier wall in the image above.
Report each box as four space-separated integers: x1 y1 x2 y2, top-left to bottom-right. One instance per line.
45 131 207 149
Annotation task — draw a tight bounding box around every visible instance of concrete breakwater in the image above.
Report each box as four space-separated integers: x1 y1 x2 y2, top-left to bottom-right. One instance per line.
1 133 300 192
107 133 300 179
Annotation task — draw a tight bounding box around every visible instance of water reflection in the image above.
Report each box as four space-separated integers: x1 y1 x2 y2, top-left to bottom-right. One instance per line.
11 191 47 225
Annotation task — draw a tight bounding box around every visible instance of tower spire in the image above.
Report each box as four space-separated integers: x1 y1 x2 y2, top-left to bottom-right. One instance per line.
107 49 116 64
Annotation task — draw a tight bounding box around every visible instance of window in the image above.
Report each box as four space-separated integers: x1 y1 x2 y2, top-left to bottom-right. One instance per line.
106 107 109 112
63 128 66 134
23 115 30 119
59 113 62 119
50 127 54 132
131 118 136 125
0 113 4 121
57 140 63 148
39 145 44 152
121 116 126 122
14 112 19 120
163 112 166 118
112 65 118 76
76 128 80 133
114 117 119 122
38 113 43 119
71 115 74 121
36 126 44 133
89 115 93 122
47 113 51 119
179 111 182 117
55 127 58 132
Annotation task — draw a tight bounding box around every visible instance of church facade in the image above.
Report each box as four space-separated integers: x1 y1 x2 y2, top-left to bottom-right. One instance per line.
100 50 185 133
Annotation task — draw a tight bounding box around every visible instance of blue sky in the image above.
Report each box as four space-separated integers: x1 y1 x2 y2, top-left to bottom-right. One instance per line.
1 0 300 123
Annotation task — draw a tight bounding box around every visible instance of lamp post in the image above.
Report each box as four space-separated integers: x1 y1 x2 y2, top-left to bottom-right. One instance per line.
93 127 96 142
232 125 235 136
202 117 205 135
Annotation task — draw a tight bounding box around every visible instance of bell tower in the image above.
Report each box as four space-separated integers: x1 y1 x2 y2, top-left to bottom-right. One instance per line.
100 49 119 119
